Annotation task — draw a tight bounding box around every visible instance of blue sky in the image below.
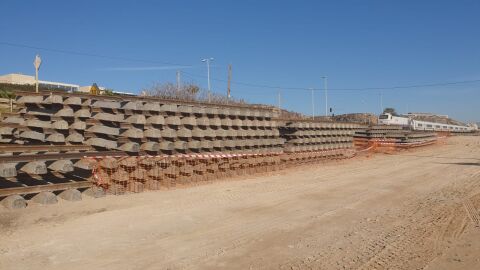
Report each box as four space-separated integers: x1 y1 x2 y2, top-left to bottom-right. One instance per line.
1 0 479 122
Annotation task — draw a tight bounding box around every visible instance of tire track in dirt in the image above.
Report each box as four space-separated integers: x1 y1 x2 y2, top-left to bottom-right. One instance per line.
355 175 480 270
184 153 444 268
463 199 480 227
279 171 480 270
160 178 382 269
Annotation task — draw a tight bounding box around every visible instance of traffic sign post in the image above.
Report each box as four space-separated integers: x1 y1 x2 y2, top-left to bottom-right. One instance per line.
33 54 42 93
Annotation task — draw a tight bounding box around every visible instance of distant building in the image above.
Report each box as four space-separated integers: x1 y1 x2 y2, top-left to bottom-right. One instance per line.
78 84 135 96
0 73 135 96
0 73 79 92
78 84 106 94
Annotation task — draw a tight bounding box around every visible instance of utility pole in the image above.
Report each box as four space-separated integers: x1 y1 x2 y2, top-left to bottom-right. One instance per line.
277 90 282 109
380 90 384 113
227 64 232 99
176 70 181 91
321 76 328 116
310 88 315 120
361 99 366 124
33 54 42 93
201 58 214 102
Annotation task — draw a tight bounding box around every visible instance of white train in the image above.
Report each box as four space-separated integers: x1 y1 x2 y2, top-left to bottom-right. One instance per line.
378 113 476 133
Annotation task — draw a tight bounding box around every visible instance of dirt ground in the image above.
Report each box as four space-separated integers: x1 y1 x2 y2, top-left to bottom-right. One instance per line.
1 136 480 270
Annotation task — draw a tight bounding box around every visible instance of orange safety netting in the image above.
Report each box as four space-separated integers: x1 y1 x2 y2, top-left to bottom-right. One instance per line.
87 149 356 194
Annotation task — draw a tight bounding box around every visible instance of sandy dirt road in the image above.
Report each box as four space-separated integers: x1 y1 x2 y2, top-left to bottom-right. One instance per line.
1 136 480 270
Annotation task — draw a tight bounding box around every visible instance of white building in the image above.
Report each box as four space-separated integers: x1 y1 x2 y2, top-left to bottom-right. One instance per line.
0 73 135 96
78 85 135 96
0 73 79 92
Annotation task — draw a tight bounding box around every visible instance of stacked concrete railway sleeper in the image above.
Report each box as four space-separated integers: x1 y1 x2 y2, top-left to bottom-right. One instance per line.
3 95 90 145
279 120 358 153
8 91 284 154
83 115 358 194
354 125 438 148
0 91 357 204
0 91 283 202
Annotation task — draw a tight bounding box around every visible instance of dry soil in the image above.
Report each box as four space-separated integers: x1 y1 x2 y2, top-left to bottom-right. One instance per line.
1 136 480 270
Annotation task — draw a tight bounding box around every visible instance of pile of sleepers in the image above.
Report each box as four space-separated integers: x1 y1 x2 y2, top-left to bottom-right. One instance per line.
354 125 437 149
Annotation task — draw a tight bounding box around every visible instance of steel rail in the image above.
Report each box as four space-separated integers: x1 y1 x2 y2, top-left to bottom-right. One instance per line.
0 151 128 163
0 181 93 197
0 145 94 152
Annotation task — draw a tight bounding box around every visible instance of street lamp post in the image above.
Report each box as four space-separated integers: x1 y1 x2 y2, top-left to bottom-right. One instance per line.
321 76 328 116
201 58 214 102
176 70 181 92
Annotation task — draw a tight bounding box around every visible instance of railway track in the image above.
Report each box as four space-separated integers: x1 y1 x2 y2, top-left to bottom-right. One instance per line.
0 150 126 163
0 180 93 197
0 143 128 208
0 144 93 153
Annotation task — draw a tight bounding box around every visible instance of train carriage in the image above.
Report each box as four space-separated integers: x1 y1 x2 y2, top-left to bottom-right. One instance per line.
378 113 474 133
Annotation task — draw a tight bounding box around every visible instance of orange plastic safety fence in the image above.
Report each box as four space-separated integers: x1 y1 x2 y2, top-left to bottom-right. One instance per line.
89 149 356 194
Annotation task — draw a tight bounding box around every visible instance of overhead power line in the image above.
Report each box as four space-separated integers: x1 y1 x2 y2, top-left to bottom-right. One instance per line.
2 40 480 92
0 41 191 67
182 71 480 92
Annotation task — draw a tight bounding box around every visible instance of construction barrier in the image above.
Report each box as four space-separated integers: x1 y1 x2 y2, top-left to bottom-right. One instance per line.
88 149 356 194
354 137 439 153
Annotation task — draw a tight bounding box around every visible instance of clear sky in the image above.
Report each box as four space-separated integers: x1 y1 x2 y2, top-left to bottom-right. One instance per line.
1 0 479 122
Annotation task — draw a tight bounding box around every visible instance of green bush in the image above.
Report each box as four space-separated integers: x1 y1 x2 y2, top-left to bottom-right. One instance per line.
0 89 14 99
